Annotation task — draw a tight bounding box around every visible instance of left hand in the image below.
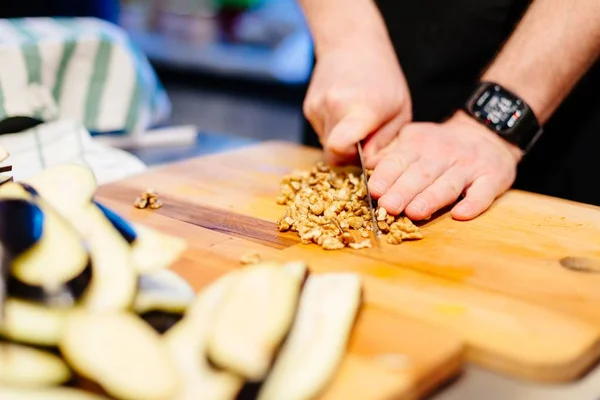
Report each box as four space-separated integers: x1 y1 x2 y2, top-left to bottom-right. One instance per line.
366 111 523 221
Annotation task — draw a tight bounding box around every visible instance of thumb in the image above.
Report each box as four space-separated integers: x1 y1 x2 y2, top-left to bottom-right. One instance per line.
326 108 380 156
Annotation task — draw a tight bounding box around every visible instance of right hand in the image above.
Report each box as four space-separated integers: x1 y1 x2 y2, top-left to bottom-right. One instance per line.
303 34 412 166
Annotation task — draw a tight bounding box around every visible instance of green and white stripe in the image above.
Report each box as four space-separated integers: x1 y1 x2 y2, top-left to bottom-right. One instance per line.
0 20 30 118
0 17 171 136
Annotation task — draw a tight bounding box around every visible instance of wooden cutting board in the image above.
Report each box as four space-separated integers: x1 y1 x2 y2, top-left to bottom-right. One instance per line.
96 141 600 391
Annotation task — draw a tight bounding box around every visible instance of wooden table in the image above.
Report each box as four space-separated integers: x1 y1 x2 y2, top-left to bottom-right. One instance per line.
96 141 600 400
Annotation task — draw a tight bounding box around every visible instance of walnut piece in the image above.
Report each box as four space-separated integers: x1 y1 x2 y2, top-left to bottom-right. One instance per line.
275 162 423 250
349 240 372 250
240 251 261 265
134 189 162 210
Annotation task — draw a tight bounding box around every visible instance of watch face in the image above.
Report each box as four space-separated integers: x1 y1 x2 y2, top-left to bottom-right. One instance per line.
473 85 526 133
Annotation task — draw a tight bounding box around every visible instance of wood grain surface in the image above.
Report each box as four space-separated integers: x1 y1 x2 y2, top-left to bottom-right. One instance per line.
96 141 600 396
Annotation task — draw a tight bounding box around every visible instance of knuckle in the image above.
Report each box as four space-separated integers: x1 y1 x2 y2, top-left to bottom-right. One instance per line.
303 97 320 119
438 174 464 199
323 90 348 114
383 154 410 172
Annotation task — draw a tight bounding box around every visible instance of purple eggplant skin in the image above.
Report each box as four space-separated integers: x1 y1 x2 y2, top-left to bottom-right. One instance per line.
0 195 93 306
0 199 43 257
139 310 184 335
94 201 138 244
6 260 93 306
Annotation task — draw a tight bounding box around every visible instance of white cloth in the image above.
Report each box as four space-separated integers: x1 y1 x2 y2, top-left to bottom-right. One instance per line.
0 119 147 185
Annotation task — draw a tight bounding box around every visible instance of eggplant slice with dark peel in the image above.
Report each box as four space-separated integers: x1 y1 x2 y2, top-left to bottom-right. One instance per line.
164 272 244 400
94 201 137 244
94 201 187 273
134 269 195 334
19 182 137 311
257 273 362 400
206 262 305 382
0 184 92 306
0 298 69 346
0 341 72 386
59 311 181 400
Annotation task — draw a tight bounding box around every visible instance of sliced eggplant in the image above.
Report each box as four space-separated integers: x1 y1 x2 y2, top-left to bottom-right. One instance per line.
0 298 69 346
0 182 92 306
206 263 304 382
21 183 137 311
94 201 137 244
164 272 244 400
281 261 309 284
20 164 97 208
94 201 187 273
257 273 362 400
0 341 72 386
0 386 110 400
59 311 181 400
135 269 195 334
130 224 187 273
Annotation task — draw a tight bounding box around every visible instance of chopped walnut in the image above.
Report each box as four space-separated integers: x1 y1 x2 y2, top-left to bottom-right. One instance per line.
240 252 261 265
376 207 387 221
322 236 345 250
134 189 162 210
149 198 163 210
340 232 354 245
134 197 147 209
275 162 423 250
349 239 372 250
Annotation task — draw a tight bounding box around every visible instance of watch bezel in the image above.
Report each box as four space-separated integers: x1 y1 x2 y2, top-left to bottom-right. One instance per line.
464 81 542 154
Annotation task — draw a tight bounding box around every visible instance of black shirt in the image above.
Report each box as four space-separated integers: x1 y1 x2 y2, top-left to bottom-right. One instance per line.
304 0 600 206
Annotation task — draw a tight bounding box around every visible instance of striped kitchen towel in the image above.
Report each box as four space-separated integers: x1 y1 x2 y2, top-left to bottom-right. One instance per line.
0 17 171 136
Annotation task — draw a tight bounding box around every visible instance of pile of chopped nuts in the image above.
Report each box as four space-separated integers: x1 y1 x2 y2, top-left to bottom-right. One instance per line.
276 162 423 250
134 189 163 210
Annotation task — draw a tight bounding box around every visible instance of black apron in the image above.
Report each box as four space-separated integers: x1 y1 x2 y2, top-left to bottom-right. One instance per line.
303 0 600 206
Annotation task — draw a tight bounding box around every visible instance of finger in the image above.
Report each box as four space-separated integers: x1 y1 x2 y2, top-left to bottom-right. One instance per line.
451 175 500 221
367 150 419 198
363 112 411 166
377 159 447 215
302 87 327 142
404 166 467 220
326 108 381 157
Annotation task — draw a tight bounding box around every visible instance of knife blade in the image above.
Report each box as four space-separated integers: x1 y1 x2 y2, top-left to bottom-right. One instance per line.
356 142 381 246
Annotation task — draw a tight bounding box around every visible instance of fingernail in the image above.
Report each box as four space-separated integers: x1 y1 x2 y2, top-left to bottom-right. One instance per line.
406 199 427 214
379 193 404 213
453 203 469 215
370 179 387 195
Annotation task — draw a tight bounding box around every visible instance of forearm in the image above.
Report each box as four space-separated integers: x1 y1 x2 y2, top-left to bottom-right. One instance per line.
481 0 600 124
297 0 392 57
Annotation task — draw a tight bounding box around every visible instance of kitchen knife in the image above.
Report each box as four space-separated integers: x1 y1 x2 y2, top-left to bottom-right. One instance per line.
357 142 381 246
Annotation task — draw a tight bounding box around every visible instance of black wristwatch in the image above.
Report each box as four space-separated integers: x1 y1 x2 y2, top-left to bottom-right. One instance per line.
464 81 543 155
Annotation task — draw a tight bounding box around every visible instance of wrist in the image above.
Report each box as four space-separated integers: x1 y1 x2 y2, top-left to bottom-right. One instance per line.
481 69 550 125
448 110 523 163
302 1 393 58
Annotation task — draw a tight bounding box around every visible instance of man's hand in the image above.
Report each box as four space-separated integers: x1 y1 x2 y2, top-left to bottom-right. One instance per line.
367 112 522 221
304 37 411 166
298 0 412 166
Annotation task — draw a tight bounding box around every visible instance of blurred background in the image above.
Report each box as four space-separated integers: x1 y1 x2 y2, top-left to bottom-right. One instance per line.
0 0 313 165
